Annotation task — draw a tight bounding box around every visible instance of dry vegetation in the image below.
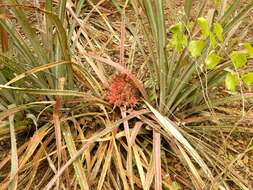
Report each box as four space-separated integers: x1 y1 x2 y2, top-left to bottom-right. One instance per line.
0 0 253 190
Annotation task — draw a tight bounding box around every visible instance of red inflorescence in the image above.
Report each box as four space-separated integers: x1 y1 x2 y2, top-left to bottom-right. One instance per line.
106 74 139 107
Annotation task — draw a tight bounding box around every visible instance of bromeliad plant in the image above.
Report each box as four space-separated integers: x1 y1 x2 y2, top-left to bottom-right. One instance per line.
0 0 253 190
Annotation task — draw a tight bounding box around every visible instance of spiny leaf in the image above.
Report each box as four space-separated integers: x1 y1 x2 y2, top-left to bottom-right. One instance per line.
225 73 239 91
5 61 71 86
184 0 193 18
0 101 54 121
7 0 49 64
205 51 221 69
197 17 210 39
219 0 240 24
62 125 90 190
223 1 253 33
189 40 205 58
132 144 146 189
242 72 253 87
230 51 247 69
213 22 224 41
8 107 18 190
0 85 101 101
244 43 253 58
145 101 214 180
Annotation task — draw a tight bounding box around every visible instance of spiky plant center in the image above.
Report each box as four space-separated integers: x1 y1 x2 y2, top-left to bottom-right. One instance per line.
106 74 139 107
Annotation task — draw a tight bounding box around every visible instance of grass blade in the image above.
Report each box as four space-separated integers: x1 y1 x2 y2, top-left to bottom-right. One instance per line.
0 85 105 103
97 141 113 190
219 0 240 24
184 0 193 18
145 101 214 181
7 0 49 64
8 105 18 190
153 129 162 190
133 143 146 189
5 61 71 86
0 101 55 121
223 2 253 33
112 137 130 190
62 124 90 190
43 124 119 190
0 3 8 52
53 78 64 189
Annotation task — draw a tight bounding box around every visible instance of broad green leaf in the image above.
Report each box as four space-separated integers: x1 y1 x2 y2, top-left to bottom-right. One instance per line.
242 72 253 86
163 181 181 190
172 181 181 190
197 17 210 39
225 73 239 91
182 35 188 47
169 22 187 51
169 22 183 34
205 51 221 69
213 22 224 41
170 35 188 52
189 40 205 58
230 51 247 69
244 43 253 58
210 32 217 48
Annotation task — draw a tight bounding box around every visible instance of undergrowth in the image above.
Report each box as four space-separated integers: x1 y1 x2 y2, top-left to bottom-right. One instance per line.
0 0 253 190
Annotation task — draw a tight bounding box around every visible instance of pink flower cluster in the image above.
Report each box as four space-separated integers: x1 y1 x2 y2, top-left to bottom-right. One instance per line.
106 74 138 107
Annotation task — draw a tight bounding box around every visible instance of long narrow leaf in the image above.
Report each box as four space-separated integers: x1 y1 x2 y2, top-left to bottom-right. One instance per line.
8 107 18 190
145 101 214 181
62 125 90 190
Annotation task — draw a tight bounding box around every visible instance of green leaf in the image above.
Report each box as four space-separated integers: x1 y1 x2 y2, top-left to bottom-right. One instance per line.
244 43 253 58
230 51 247 69
242 72 253 86
213 22 224 41
162 181 181 190
225 73 239 91
197 17 210 39
205 51 221 69
172 181 181 190
169 22 183 34
209 32 217 48
182 35 188 47
169 22 187 51
189 40 205 58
